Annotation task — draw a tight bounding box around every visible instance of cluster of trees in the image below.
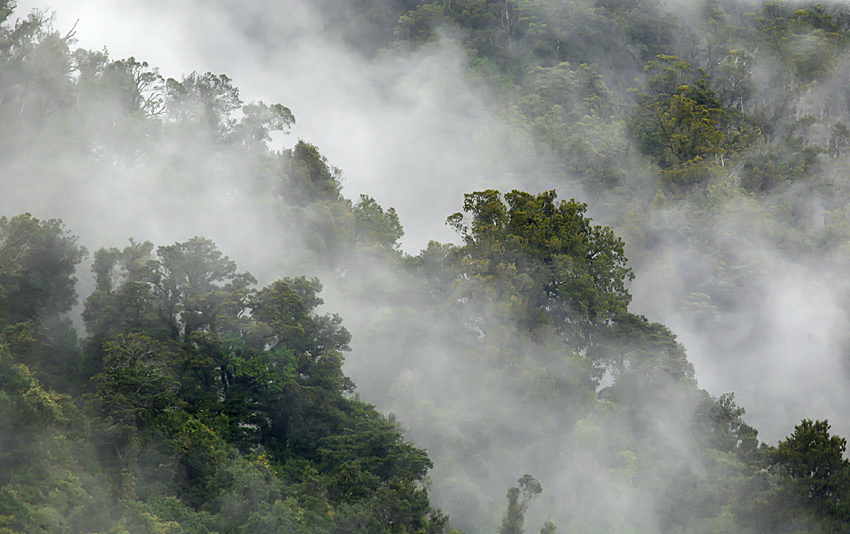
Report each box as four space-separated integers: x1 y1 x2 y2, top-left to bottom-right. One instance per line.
351 0 850 291
4 0 850 533
0 213 447 533
420 188 850 533
312 0 850 530
3 203 849 532
0 3 441 531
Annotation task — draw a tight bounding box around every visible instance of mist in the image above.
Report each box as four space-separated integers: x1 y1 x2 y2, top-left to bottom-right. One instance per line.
13 0 558 251
6 0 850 532
3 2 575 527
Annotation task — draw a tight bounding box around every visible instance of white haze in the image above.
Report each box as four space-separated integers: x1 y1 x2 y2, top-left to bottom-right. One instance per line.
5 3 570 527
8 0 850 530
17 0 551 250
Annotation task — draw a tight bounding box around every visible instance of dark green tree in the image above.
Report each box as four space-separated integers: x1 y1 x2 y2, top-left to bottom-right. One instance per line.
770 419 850 523
0 214 86 389
286 140 343 206
694 392 759 459
79 235 446 532
448 189 633 349
0 213 85 327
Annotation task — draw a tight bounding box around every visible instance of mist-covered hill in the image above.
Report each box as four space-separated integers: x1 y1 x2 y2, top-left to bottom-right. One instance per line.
3 0 850 533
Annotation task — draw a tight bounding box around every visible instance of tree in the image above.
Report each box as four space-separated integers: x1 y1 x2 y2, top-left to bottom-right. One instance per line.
83 237 255 348
655 85 724 166
353 194 404 253
0 214 85 327
79 235 445 531
165 72 242 137
0 214 85 388
101 56 165 116
693 392 758 459
237 101 295 143
92 333 180 431
448 189 633 349
393 3 446 44
515 62 626 189
0 8 76 132
156 236 256 338
83 239 165 356
770 419 850 522
0 0 12 24
251 276 351 359
0 341 68 466
757 3 845 84
499 474 543 534
631 56 726 184
285 140 344 206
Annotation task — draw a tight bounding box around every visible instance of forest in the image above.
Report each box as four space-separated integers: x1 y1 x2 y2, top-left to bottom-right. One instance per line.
3 0 850 532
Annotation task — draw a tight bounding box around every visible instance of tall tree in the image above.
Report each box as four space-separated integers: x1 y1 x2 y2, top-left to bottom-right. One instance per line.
499 474 543 534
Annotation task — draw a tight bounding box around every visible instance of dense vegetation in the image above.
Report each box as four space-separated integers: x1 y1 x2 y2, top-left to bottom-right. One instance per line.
4 0 850 532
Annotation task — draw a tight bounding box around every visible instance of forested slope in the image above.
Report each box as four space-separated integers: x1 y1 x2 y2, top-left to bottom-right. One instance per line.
353 0 850 444
2 0 850 533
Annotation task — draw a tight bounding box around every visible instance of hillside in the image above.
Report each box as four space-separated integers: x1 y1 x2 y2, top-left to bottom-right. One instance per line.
3 1 850 533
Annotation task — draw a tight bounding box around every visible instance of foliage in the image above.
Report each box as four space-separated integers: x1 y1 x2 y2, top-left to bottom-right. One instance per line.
767 419 850 527
498 474 543 534
0 213 85 326
0 224 444 532
448 189 633 347
630 56 728 186
7 1 850 532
